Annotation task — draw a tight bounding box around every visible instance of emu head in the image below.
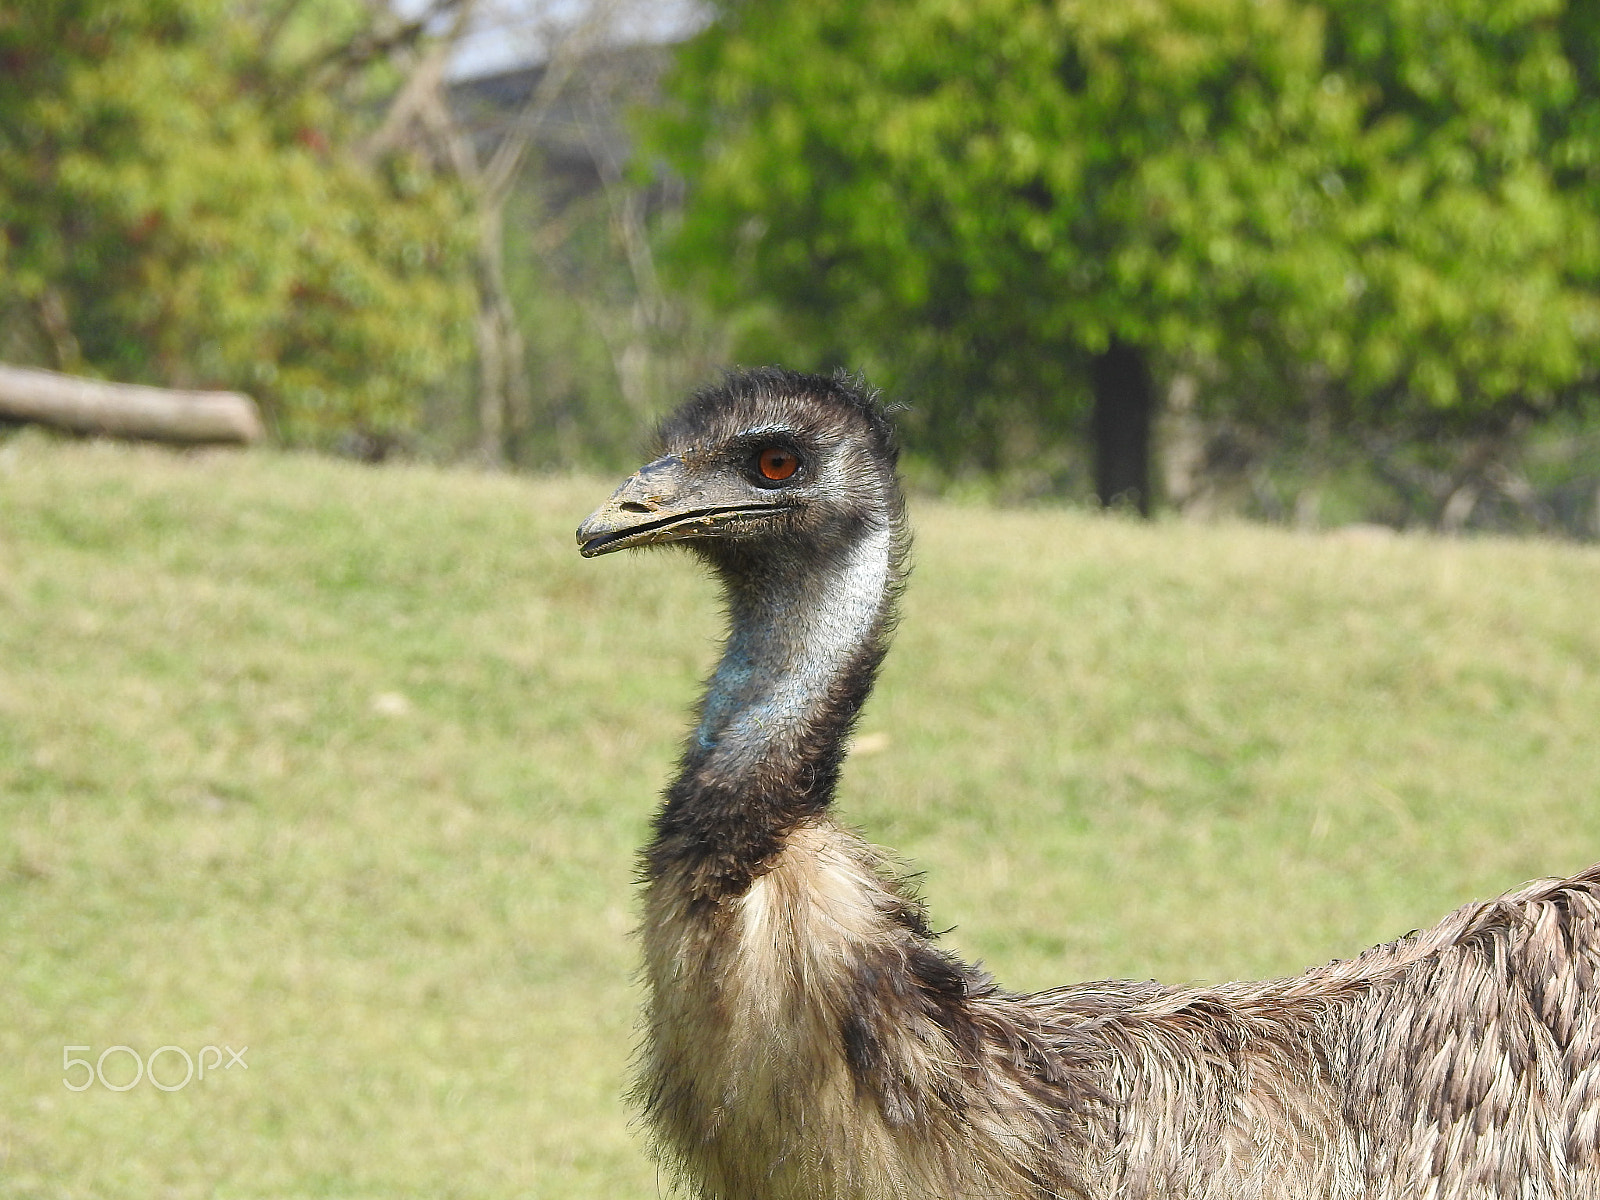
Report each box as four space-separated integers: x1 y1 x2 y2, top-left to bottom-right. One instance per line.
577 369 901 573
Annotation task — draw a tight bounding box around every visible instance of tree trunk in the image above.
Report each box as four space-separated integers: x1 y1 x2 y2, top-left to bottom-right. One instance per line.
472 199 529 466
1090 338 1155 515
0 363 263 444
361 0 631 467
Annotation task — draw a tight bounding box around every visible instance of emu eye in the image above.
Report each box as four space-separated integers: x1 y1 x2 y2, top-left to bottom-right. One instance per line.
756 446 801 483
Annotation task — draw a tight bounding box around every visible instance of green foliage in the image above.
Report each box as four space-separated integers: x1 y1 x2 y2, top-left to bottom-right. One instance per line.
0 0 475 442
1271 0 1600 423
650 0 1600 468
4 436 1600 1194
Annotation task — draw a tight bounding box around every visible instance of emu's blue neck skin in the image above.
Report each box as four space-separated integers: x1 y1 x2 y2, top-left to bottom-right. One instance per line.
693 522 893 772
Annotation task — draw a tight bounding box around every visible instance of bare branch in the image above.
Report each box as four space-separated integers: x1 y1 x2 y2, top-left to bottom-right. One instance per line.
308 0 472 91
359 0 481 165
477 0 629 204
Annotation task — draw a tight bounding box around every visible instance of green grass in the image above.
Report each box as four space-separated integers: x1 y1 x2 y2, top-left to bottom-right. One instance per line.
2 431 1599 1197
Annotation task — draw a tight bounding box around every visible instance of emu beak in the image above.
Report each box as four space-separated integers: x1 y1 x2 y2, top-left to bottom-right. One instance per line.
576 454 790 558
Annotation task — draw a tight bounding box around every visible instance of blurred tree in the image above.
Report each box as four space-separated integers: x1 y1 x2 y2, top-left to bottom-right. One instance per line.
1270 0 1600 526
649 0 1600 515
368 0 710 466
0 0 475 445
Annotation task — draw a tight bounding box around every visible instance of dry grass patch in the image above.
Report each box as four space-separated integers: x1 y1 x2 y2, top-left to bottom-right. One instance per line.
2 432 1598 1196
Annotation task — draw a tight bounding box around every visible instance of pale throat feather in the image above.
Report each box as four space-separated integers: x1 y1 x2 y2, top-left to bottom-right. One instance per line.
695 520 893 768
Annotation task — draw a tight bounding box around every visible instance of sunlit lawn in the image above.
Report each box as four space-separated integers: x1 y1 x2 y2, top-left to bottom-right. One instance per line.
2 432 1599 1197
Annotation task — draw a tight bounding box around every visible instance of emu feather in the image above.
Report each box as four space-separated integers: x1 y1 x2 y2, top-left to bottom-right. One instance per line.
576 368 1600 1199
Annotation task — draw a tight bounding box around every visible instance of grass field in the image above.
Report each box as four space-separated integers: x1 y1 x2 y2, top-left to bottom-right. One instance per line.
2 431 1599 1198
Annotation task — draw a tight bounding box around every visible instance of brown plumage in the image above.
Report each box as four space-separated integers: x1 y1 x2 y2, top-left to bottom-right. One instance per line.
576 368 1600 1199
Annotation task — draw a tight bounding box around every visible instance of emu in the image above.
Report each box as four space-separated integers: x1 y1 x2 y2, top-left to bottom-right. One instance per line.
575 368 1600 1199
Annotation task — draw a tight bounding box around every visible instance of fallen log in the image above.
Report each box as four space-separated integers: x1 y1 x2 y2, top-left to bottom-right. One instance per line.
0 363 264 445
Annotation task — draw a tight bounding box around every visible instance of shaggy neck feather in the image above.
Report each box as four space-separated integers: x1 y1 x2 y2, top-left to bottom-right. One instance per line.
647 520 896 900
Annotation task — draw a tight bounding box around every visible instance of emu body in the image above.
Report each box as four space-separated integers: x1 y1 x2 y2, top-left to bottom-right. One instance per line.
577 369 1600 1199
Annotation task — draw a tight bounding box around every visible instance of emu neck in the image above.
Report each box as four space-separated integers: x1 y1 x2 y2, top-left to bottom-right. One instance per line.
701 525 892 766
647 522 896 904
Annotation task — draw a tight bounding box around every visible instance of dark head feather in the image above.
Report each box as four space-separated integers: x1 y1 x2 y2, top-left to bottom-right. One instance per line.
655 367 900 470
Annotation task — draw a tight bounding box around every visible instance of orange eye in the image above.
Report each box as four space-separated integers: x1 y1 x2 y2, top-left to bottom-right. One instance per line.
757 447 800 482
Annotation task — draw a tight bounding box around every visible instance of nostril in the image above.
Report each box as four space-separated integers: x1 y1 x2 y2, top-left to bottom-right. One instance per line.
621 500 654 513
